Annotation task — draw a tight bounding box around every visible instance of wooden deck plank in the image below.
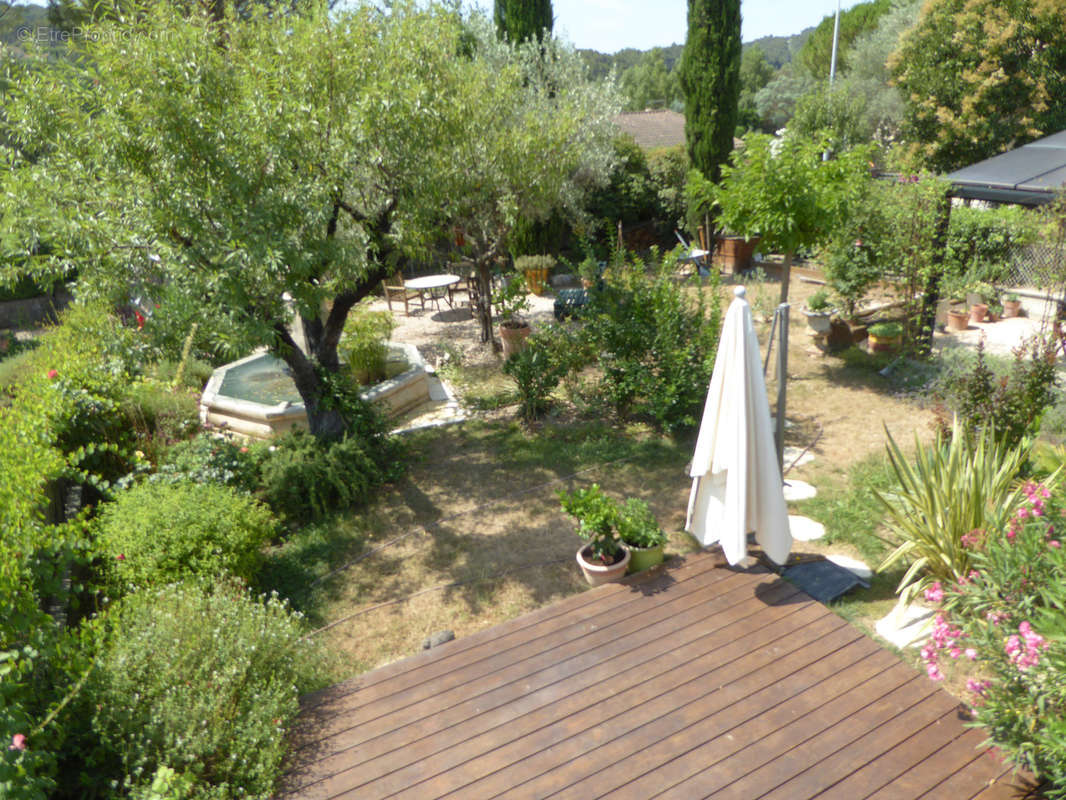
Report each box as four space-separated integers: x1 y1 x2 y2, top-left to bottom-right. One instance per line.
299 551 729 711
279 551 1028 800
301 581 814 799
292 556 737 752
550 637 891 800
288 567 755 782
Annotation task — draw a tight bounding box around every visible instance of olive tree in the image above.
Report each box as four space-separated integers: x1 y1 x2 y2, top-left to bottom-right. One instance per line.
0 2 616 436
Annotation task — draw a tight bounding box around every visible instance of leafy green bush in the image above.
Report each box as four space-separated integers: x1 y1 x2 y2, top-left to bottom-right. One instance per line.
582 249 720 431
259 426 402 522
616 498 667 549
96 481 277 591
79 582 322 799
921 482 1066 797
945 204 1041 282
122 379 201 464
867 321 902 338
875 422 1028 603
154 433 263 493
503 328 570 422
341 302 396 386
822 203 886 318
935 337 1058 450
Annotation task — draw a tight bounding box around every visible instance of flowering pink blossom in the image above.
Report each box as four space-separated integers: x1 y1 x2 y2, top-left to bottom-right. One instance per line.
965 648 978 661
924 582 944 603
966 678 990 696
240 446 249 454
47 369 58 379
1050 540 1061 549
985 610 1009 625
1006 622 1048 671
116 553 125 561
8 734 26 751
960 530 982 548
926 663 944 681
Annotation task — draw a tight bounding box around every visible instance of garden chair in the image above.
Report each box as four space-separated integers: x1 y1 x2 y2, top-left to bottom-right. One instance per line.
382 272 421 316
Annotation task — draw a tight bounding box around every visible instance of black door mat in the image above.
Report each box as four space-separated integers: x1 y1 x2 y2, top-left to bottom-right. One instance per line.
782 558 870 604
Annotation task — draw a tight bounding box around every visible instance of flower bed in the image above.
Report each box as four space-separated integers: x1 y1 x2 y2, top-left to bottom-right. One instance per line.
919 480 1066 796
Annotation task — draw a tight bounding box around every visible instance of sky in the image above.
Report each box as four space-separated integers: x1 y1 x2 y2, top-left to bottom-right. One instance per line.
550 0 869 53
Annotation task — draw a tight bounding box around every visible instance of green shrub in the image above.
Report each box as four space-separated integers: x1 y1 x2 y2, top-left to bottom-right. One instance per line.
922 481 1066 797
154 433 263 493
616 498 667 549
935 337 1058 451
123 379 201 463
875 422 1029 603
503 328 570 422
944 204 1041 282
341 302 396 386
805 288 832 312
582 249 720 432
259 427 401 522
96 482 277 592
79 582 322 799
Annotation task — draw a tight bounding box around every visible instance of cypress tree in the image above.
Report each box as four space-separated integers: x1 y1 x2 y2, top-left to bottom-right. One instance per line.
679 0 742 184
494 0 553 45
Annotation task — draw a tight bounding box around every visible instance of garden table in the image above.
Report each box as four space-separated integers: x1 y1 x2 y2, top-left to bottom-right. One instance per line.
404 274 460 311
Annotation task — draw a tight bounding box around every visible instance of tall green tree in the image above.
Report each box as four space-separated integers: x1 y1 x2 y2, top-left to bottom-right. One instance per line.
891 0 1066 172
678 0 742 184
0 3 615 437
736 44 775 133
493 0 552 44
799 0 892 79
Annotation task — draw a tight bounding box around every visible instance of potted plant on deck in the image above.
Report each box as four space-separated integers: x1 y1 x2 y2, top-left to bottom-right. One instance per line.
495 271 531 358
559 484 631 586
617 498 667 574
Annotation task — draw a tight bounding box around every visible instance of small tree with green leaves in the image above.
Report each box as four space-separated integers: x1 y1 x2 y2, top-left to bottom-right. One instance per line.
692 132 875 302
493 0 552 44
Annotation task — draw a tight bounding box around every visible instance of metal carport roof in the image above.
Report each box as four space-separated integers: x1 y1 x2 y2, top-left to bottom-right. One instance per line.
946 130 1066 206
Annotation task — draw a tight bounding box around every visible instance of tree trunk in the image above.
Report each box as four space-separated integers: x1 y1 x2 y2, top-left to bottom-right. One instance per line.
778 250 793 305
475 261 496 346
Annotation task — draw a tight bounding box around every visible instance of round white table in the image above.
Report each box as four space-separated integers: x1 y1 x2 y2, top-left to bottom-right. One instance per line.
404 274 460 311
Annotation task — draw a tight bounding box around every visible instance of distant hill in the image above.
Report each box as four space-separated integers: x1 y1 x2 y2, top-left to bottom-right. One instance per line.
0 2 49 46
579 28 812 81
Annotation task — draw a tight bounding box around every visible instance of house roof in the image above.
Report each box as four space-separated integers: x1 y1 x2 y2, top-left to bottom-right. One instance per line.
946 130 1066 206
613 110 687 150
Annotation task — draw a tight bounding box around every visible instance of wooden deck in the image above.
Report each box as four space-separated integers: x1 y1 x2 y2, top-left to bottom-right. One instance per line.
279 551 1038 800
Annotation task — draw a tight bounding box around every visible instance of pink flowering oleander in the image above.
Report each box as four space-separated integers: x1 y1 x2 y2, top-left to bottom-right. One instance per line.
966 678 990 698
985 609 1009 625
8 734 26 751
1005 622 1048 671
924 581 944 603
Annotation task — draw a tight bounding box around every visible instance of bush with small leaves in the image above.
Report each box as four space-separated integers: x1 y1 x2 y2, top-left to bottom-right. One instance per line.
96 481 278 592
78 581 323 799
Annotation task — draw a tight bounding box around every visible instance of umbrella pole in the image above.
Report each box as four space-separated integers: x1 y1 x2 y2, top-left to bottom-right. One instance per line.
775 303 789 476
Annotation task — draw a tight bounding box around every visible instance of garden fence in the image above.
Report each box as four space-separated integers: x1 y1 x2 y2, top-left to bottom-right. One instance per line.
1008 242 1065 289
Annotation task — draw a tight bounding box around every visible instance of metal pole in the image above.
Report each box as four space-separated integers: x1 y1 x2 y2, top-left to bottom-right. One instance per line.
775 303 789 476
823 0 843 162
828 0 842 87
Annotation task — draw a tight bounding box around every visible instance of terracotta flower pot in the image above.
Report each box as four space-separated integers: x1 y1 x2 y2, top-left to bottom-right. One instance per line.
1003 299 1022 318
523 268 549 296
946 309 969 332
969 303 988 324
576 544 631 587
499 321 531 358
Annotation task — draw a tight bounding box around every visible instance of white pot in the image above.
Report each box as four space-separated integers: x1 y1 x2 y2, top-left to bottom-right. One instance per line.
803 309 834 334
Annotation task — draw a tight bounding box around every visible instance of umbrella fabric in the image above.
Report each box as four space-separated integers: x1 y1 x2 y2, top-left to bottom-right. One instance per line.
685 286 792 566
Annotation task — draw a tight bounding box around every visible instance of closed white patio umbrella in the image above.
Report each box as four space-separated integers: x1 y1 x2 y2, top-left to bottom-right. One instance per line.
686 286 792 567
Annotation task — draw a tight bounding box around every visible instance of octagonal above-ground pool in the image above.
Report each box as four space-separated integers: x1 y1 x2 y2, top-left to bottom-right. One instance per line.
199 342 431 439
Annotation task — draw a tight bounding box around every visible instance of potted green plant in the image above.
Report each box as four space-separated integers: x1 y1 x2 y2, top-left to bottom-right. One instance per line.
341 303 396 385
802 288 835 333
515 254 554 297
495 272 531 358
942 276 970 332
1003 292 1022 318
969 281 996 324
559 484 630 586
986 300 1004 322
616 498 667 574
867 321 903 353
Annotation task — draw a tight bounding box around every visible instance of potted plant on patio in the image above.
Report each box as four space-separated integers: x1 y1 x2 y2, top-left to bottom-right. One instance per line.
495 271 532 358
617 498 667 574
559 484 631 586
867 321 902 353
515 254 554 297
1002 292 1023 318
802 288 835 334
